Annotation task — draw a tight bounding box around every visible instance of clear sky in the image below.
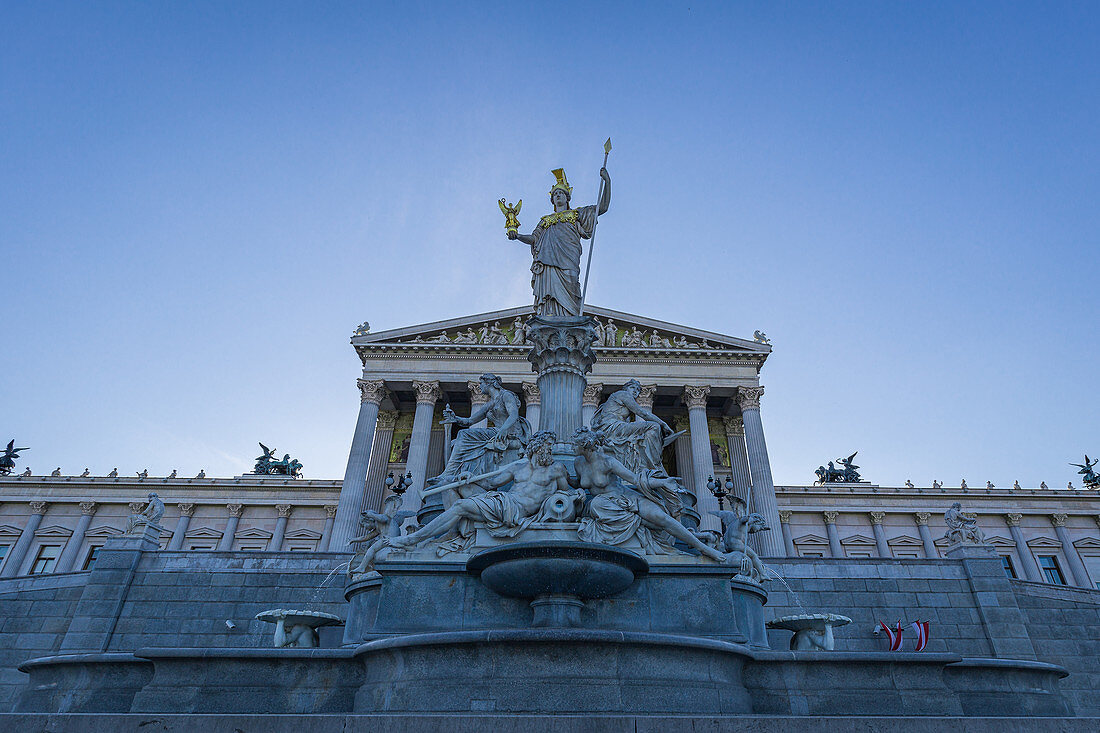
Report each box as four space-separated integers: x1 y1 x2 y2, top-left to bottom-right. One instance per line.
2 2 1097 487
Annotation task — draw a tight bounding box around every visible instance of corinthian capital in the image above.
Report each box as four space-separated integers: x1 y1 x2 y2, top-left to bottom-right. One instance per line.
582 383 604 407
635 384 657 409
226 503 244 518
869 511 885 525
357 378 387 405
29 501 48 515
778 510 793 523
722 416 744 436
822 510 838 525
467 380 489 405
521 382 541 406
737 386 765 411
178 503 195 517
276 504 293 518
913 512 931 526
682 385 710 410
1050 513 1068 527
1005 513 1022 527
376 410 399 430
412 380 442 405
79 501 98 516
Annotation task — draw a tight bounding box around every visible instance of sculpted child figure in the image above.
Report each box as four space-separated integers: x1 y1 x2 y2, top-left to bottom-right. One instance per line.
571 427 729 563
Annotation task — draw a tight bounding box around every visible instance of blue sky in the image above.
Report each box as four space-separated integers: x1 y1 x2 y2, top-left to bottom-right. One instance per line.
2 2 1097 486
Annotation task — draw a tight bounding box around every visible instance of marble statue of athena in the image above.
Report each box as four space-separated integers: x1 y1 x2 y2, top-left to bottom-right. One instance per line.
508 166 611 317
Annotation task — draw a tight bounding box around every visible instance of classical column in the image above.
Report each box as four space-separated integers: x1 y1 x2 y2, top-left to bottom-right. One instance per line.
1051 514 1091 587
671 416 699 530
269 504 292 551
1 501 48 577
331 378 387 550
737 386 784 557
216 504 243 552
914 512 938 558
723 416 752 507
55 502 97 573
363 410 398 514
318 505 337 552
522 382 541 431
869 512 890 558
582 383 603 427
684 385 719 532
403 380 442 513
1005 513 1042 582
417 422 450 526
823 511 843 558
467 380 490 428
778 510 796 556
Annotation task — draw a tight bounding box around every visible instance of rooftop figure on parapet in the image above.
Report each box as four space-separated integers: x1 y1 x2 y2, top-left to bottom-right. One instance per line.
0 440 28 476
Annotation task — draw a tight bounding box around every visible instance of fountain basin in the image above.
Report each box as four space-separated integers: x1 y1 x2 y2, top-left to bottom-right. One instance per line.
767 613 852 651
466 541 648 627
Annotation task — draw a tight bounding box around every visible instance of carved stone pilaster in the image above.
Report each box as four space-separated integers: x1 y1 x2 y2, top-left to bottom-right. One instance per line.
1051 513 1068 527
79 501 97 516
226 504 244 518
178 503 195 517
778 510 793 523
376 410 398 430
722 416 745 436
913 512 931 526
582 383 604 407
822 511 838 525
521 382 541 406
325 505 338 518
467 380 489 406
276 504 293 518
869 511 885 525
357 378 387 405
736 386 764 411
412 380 442 405
682 385 710 409
635 384 658 410
1005 513 1022 527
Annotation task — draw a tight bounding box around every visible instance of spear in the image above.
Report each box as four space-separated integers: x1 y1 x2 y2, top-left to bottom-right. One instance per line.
579 137 612 315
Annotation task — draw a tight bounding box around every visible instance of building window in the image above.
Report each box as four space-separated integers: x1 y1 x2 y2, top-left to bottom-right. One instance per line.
894 552 920 559
799 551 824 558
188 544 214 551
846 551 873 559
287 545 314 552
1038 555 1066 585
1000 555 1017 578
30 545 61 574
82 546 101 571
237 545 265 552
0 544 9 571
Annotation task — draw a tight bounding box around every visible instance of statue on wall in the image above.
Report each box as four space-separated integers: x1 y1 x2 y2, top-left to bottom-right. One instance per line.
125 492 165 535
0 440 28 476
433 374 531 493
389 431 567 553
590 379 674 474
943 502 986 545
1070 455 1100 489
506 167 611 317
571 428 728 562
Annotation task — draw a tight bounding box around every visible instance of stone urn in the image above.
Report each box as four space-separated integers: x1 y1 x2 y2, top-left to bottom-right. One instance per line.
467 540 648 627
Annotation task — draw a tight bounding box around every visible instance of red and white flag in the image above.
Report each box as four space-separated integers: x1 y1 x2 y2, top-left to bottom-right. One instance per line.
909 620 930 652
878 620 904 651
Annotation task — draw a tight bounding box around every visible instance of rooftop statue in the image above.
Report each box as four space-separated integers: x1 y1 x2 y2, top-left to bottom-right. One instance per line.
571 427 728 562
108 468 118 478
944 501 986 545
254 443 277 473
590 379 675 474
51 467 61 477
506 151 611 317
753 330 772 345
254 442 303 477
0 440 28 476
815 454 861 483
1070 454 1100 489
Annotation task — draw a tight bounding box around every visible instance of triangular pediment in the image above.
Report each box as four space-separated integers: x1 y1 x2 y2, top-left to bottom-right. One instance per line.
86 525 123 538
840 534 877 546
285 527 322 540
1026 536 1063 548
34 524 74 538
792 533 829 546
886 534 924 547
985 534 1016 548
353 304 771 355
0 524 22 537
234 527 273 540
1073 537 1100 551
184 526 224 539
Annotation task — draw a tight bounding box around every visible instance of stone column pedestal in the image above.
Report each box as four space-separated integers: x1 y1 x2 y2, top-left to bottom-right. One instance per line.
525 316 597 445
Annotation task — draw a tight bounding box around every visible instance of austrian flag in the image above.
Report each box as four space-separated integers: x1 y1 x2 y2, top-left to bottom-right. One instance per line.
878 620 904 651
909 620 930 652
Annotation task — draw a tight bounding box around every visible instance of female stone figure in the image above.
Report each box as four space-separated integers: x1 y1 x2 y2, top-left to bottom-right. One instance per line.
591 379 672 473
572 428 728 562
507 167 611 317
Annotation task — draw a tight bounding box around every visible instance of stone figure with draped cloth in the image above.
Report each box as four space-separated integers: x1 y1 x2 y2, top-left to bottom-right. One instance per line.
433 374 531 499
508 167 611 317
590 379 673 473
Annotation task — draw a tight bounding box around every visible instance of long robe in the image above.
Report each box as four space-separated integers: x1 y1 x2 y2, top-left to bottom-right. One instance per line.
529 205 596 317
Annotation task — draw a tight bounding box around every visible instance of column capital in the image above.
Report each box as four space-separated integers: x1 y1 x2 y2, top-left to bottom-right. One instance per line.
582 383 604 407
913 511 931 526
29 501 48 515
467 380 489 405
635 384 657 409
412 380 442 405
177 503 195 517
682 385 711 409
376 410 399 430
128 500 145 514
737 385 764 411
1094 515 1100 530
671 414 690 431
357 378 387 405
822 510 838 525
324 505 338 518
275 504 293 518
226 503 244 518
869 511 886 525
521 382 541 406
1005 512 1023 527
1050 513 1068 527
778 510 793 523
722 416 745 436
79 501 98 516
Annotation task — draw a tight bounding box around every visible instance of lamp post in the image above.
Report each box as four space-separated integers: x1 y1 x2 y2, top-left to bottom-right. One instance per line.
385 471 413 498
707 475 735 511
